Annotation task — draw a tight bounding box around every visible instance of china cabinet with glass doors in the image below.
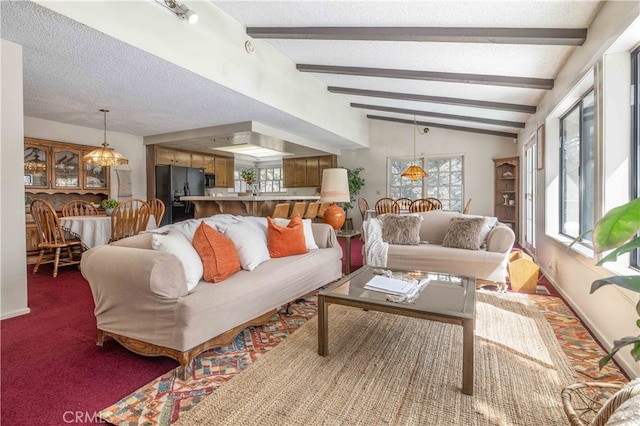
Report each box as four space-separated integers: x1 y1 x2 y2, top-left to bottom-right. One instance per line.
24 138 110 194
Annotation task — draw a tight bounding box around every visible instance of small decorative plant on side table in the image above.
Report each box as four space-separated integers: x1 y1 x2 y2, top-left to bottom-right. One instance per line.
101 198 119 216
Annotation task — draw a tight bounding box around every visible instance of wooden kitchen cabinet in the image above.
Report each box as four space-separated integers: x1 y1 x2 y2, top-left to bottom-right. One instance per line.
203 155 215 174
156 147 192 166
191 153 205 169
173 150 191 166
155 147 176 165
214 156 234 187
305 158 320 187
283 155 337 188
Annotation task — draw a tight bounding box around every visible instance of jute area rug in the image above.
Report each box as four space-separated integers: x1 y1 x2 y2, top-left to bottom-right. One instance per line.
176 292 579 425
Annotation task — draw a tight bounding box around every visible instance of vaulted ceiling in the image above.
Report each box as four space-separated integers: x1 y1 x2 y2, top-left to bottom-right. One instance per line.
1 0 603 154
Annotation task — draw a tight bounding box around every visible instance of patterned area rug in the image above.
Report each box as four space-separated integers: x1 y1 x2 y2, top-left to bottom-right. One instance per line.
100 287 627 425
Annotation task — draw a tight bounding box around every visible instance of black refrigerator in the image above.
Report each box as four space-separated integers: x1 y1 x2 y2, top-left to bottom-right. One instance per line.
155 165 205 226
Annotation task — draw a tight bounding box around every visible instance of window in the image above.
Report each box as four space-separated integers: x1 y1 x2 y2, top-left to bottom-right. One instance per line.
389 159 424 199
258 166 284 193
233 166 285 193
425 156 463 212
233 168 249 193
560 90 595 242
632 46 640 268
388 155 463 211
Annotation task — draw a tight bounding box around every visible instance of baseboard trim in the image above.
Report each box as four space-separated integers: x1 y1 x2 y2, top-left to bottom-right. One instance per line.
1 307 31 320
541 267 635 379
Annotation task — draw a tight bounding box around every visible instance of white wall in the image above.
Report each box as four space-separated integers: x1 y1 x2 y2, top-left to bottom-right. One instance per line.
1 40 29 320
518 1 640 377
340 120 517 231
24 117 146 200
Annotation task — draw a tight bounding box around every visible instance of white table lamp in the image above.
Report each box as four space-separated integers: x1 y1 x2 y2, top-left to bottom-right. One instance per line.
320 168 350 230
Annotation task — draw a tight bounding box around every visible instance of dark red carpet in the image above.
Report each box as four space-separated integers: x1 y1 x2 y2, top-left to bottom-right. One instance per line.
1 264 177 426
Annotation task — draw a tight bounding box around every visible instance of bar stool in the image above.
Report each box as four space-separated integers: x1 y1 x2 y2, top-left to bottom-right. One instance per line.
272 202 290 218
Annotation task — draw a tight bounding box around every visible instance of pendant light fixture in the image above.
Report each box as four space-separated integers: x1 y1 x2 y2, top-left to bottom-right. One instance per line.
83 109 129 167
401 116 429 181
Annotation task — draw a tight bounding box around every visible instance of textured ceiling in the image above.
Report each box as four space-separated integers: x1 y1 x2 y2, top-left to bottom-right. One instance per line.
1 0 603 153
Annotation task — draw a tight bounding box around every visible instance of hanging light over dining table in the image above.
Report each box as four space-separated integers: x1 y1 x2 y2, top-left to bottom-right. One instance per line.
83 109 129 167
401 115 429 181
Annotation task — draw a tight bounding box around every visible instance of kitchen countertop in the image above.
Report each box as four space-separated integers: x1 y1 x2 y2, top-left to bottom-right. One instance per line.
181 195 320 201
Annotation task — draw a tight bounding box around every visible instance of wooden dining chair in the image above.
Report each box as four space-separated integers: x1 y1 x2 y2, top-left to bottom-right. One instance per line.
395 197 413 211
61 200 99 217
357 197 370 220
289 202 307 218
272 202 290 219
30 199 83 277
146 198 166 225
463 199 472 214
110 199 151 242
303 202 320 220
425 197 443 210
375 198 399 215
409 198 436 212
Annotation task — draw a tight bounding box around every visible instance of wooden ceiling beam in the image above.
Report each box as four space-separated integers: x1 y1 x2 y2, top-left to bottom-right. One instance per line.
352 103 525 128
297 64 554 90
328 86 536 114
367 115 518 139
247 27 587 46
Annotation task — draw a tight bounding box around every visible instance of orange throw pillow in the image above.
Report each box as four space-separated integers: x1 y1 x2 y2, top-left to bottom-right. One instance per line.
192 222 241 283
267 214 308 258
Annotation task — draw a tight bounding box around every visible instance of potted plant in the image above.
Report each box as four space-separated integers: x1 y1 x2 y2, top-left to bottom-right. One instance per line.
25 195 33 212
587 197 640 369
101 198 119 216
240 168 256 195
339 167 365 229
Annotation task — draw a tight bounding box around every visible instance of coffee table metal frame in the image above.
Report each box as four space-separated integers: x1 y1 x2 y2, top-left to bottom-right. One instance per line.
317 265 476 395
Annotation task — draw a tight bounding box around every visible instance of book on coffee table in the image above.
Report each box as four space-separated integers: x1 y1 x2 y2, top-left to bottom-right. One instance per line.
364 276 417 296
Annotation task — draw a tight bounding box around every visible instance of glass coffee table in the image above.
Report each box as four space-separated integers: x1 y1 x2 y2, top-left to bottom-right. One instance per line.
317 265 476 395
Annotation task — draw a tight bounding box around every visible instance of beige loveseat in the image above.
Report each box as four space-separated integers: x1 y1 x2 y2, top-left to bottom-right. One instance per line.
362 210 515 287
80 215 342 379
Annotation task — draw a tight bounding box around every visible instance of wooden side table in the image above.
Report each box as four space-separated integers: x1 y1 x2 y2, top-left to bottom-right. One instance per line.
335 229 360 275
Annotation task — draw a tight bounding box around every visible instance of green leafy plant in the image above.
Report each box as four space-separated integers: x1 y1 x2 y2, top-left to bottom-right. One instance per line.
240 168 255 185
25 195 33 206
588 197 640 369
101 198 119 209
340 167 365 213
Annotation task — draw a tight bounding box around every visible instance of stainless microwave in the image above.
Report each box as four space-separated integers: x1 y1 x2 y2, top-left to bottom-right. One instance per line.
204 174 215 188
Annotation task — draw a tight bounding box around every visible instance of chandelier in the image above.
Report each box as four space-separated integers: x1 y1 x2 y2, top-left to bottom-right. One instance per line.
24 149 47 172
83 109 129 167
401 116 429 181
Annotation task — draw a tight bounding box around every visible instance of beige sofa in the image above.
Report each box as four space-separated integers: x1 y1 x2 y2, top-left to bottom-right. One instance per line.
362 210 515 286
80 217 342 379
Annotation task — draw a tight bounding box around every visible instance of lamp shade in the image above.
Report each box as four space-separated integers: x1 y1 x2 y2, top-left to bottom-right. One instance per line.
320 168 350 203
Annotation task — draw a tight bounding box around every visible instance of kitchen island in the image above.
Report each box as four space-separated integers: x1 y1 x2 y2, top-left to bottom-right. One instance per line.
181 195 321 218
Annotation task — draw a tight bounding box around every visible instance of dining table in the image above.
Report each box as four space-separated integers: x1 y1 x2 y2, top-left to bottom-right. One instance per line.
60 215 157 249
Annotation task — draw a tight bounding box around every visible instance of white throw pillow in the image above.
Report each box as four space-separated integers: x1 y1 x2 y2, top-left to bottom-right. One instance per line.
236 216 268 244
273 217 319 250
217 221 271 271
151 231 203 292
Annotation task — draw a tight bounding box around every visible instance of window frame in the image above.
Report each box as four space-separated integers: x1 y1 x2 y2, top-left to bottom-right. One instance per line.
559 89 595 244
387 154 464 211
631 45 640 269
